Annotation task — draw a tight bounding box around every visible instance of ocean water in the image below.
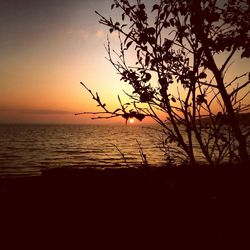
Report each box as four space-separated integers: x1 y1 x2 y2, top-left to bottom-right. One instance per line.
0 124 166 177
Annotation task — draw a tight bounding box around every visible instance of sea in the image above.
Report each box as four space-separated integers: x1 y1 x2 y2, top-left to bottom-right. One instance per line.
0 124 166 177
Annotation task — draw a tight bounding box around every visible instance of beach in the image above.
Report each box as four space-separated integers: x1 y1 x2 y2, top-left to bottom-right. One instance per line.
1 164 249 248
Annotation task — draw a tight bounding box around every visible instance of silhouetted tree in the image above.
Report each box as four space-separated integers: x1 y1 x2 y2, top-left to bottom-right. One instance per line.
79 0 250 165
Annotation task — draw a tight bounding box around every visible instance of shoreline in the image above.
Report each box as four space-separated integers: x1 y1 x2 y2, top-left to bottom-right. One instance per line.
1 163 249 247
1 162 249 194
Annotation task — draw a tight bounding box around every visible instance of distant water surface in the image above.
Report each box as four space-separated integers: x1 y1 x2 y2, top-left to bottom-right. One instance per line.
0 124 165 177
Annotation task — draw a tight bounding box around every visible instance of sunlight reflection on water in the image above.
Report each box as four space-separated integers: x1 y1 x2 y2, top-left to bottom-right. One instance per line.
1 124 246 177
0 124 166 177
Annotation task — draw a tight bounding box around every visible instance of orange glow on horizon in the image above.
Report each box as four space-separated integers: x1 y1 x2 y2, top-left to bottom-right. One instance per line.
0 1 249 125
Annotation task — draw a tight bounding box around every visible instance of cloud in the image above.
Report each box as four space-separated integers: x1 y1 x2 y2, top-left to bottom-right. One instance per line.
27 109 73 115
79 29 89 39
64 27 105 40
0 108 73 115
64 27 89 40
95 30 104 38
64 28 74 35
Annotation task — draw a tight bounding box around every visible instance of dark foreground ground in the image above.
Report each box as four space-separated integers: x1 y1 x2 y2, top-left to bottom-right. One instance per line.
0 164 249 249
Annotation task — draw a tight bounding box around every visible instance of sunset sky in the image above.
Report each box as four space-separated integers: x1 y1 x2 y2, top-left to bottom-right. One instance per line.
0 0 129 124
0 0 249 124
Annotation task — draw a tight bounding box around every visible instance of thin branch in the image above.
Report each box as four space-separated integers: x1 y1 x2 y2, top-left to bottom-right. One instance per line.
230 80 250 97
220 45 237 74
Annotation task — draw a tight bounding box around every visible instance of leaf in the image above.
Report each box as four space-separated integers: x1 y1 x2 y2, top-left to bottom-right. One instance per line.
122 113 130 120
179 6 187 16
145 27 155 35
169 18 175 26
137 49 140 60
144 73 151 82
241 48 250 58
163 39 172 50
138 4 145 10
137 9 147 22
160 12 165 20
126 40 133 49
125 8 130 15
163 21 170 28
199 72 207 79
196 94 206 105
171 97 176 102
122 13 125 21
135 113 145 121
152 4 159 12
129 111 137 117
111 4 115 10
159 78 168 86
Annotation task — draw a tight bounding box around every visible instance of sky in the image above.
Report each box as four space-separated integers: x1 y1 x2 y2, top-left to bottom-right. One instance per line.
0 0 131 124
0 0 249 124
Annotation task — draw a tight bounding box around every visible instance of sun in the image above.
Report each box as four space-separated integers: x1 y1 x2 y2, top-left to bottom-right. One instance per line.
129 118 135 124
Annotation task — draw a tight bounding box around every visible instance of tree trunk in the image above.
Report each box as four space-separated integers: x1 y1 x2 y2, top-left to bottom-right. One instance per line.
192 0 249 164
204 49 248 164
